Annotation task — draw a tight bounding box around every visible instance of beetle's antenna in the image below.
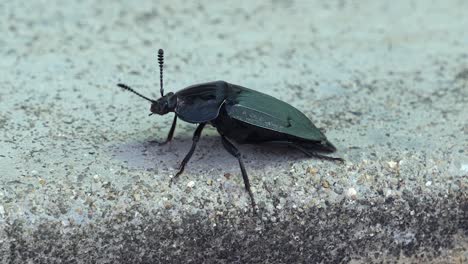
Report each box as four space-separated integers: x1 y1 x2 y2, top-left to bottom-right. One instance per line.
158 49 164 97
117 83 155 103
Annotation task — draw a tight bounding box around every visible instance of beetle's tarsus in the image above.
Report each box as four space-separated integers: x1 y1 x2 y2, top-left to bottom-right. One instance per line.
314 154 344 162
148 139 162 145
169 123 206 185
168 176 177 187
149 115 178 146
147 139 172 146
333 157 345 163
291 143 344 163
169 166 185 187
220 135 257 211
148 139 171 146
158 140 171 146
174 166 184 178
148 140 170 146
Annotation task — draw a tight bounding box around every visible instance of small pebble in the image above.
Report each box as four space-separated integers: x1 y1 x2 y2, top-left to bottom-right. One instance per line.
346 187 357 200
163 201 172 209
321 180 330 188
334 186 344 195
385 189 393 197
38 178 46 186
307 167 318 175
187 181 195 188
460 164 468 172
387 161 398 169
425 181 432 187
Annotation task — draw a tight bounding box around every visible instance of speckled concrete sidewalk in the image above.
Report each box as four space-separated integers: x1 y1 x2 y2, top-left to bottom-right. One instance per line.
0 1 466 263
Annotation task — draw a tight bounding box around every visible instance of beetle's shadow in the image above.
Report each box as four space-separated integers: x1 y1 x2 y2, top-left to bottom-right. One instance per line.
110 133 310 178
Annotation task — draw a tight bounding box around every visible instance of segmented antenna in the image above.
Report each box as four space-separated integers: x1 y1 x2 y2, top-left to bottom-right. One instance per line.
117 83 155 103
158 49 164 97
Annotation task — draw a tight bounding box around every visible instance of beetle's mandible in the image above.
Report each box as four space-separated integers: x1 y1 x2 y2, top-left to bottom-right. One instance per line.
117 49 343 211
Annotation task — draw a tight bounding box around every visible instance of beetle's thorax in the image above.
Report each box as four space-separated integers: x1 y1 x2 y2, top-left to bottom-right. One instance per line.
150 92 176 115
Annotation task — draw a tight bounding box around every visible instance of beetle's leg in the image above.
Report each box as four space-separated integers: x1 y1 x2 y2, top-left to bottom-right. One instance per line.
149 115 177 145
291 143 344 162
159 115 177 145
220 135 257 210
170 123 206 186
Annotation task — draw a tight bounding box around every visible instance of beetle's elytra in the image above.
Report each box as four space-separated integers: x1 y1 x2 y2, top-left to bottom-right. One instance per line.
117 49 343 211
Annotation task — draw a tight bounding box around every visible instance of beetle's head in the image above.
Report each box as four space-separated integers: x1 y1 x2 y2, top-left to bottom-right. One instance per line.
118 49 174 116
150 92 176 115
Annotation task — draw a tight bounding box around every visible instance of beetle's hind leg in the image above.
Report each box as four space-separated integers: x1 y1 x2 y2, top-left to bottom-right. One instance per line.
170 123 206 186
220 135 257 211
150 115 177 145
291 143 344 162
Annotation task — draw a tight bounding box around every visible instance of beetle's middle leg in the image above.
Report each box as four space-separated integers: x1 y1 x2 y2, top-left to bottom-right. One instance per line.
150 115 177 145
220 135 257 210
170 122 206 186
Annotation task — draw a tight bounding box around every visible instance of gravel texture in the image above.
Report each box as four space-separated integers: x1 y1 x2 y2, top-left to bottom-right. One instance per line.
0 0 467 263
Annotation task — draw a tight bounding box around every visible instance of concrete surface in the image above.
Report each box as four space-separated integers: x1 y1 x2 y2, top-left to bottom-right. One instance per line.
0 0 467 263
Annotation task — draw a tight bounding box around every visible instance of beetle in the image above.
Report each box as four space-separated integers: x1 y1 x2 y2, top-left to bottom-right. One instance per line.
117 49 343 210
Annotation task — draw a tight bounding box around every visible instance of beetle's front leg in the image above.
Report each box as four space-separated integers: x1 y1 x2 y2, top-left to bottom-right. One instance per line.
159 114 177 145
149 114 177 145
169 122 206 186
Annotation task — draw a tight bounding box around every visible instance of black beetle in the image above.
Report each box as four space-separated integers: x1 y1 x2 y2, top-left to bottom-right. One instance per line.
117 49 342 210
